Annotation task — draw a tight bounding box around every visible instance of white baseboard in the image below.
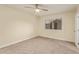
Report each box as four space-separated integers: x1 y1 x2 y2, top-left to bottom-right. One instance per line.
0 35 37 49
39 35 74 43
0 35 75 49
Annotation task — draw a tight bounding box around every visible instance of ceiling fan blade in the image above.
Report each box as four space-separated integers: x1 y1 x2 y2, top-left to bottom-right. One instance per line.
40 8 48 11
24 6 34 9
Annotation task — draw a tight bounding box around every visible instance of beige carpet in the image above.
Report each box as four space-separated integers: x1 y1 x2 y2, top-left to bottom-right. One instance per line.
0 36 79 54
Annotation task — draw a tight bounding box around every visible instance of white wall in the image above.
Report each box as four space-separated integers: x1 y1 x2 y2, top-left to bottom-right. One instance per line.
39 11 76 42
0 5 37 48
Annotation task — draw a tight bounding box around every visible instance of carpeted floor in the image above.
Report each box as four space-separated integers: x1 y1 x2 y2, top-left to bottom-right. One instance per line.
0 36 79 54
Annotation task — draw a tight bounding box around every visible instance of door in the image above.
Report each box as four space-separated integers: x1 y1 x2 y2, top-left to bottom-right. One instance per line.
75 16 79 48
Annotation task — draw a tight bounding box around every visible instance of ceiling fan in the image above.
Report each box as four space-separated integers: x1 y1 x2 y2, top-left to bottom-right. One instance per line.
24 4 48 12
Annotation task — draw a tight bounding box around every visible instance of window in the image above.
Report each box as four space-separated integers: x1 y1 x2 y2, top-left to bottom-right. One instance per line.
53 19 62 30
45 18 62 30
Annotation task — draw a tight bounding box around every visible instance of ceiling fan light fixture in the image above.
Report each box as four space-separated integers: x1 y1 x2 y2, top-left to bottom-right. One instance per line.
35 9 40 12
